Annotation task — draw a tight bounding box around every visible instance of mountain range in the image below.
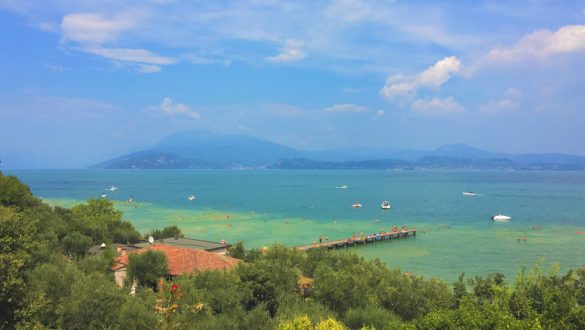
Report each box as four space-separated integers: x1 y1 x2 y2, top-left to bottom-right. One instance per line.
91 130 585 170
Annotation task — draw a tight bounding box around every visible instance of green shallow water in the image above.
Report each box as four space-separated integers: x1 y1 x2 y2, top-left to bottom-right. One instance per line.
9 169 585 282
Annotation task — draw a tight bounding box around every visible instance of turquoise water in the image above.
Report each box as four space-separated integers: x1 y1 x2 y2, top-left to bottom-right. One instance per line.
6 169 585 281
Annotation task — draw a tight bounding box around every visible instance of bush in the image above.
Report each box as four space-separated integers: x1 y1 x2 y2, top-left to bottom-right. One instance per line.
146 225 183 240
126 250 168 288
58 272 126 329
343 305 399 330
62 231 92 259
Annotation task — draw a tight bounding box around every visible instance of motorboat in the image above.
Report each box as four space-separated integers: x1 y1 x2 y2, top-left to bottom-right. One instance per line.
188 194 196 201
462 192 476 196
109 186 118 191
100 193 107 198
352 203 362 208
491 214 511 222
336 185 349 189
381 201 391 209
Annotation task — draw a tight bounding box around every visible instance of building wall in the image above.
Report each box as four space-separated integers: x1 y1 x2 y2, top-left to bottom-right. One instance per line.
114 269 127 287
207 247 227 255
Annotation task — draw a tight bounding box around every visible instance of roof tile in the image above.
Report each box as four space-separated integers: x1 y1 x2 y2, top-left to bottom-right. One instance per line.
112 244 240 275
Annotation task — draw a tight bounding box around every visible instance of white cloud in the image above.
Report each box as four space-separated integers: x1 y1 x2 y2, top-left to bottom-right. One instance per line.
342 87 362 93
505 87 522 97
151 97 200 119
45 64 68 72
411 97 463 116
417 56 462 87
323 103 366 113
82 45 177 65
487 25 585 62
266 39 306 63
479 99 517 114
375 109 385 117
325 0 379 23
182 53 231 66
137 64 162 73
380 56 461 100
266 103 307 118
61 13 135 43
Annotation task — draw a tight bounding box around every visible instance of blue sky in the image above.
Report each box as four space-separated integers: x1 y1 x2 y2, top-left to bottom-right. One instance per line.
1 0 585 168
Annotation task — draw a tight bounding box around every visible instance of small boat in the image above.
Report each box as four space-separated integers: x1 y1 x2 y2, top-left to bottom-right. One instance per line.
100 193 107 198
188 194 196 201
381 201 391 209
336 185 349 189
492 214 511 222
352 203 362 208
109 186 118 191
462 192 476 196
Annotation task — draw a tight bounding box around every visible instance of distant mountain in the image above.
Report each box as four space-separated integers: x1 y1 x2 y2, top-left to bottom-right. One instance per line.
93 130 301 169
92 131 585 170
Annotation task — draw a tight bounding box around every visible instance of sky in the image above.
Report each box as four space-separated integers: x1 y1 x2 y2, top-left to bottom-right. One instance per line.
1 0 585 168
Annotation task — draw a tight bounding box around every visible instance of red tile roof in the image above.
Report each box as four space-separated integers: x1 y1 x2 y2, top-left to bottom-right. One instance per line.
112 243 240 275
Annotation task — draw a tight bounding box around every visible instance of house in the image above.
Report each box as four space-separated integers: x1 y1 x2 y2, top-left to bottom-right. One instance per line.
88 243 142 256
134 237 232 255
111 243 241 287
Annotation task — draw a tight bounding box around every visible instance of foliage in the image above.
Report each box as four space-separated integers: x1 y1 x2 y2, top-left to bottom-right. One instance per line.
227 241 247 259
0 205 41 328
237 244 302 317
71 198 140 244
146 225 183 240
62 231 92 259
18 258 82 328
343 305 400 330
58 272 127 329
0 172 41 210
126 250 168 288
278 315 348 330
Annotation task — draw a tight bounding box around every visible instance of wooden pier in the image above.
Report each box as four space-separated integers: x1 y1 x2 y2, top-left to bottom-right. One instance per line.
296 229 417 251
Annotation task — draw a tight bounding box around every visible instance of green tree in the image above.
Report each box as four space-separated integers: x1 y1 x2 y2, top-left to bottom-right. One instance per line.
146 225 184 240
62 231 92 260
58 272 126 330
0 172 41 210
228 241 247 259
343 305 399 330
71 198 140 244
238 246 301 317
0 206 40 328
18 258 82 328
116 292 159 330
126 250 168 288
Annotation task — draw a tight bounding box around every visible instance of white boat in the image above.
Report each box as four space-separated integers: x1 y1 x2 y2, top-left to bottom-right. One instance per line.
109 186 118 191
462 191 476 196
100 193 107 198
352 203 362 208
188 194 196 201
492 214 511 222
381 201 391 209
336 185 349 189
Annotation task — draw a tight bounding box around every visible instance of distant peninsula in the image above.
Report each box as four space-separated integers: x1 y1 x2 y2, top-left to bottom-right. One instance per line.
92 130 585 170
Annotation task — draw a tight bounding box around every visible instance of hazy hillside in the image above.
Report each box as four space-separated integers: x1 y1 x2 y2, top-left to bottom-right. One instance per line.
93 130 301 169
93 131 585 170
